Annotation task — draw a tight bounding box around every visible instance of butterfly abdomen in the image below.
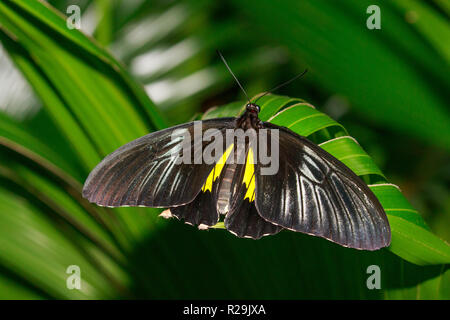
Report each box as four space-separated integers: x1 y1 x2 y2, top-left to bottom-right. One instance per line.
217 164 237 215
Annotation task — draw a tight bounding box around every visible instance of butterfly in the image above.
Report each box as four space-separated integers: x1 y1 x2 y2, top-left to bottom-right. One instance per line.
82 100 391 250
82 52 390 250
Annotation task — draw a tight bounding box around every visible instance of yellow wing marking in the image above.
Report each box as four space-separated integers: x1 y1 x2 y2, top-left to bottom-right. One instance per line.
243 148 255 202
202 144 234 192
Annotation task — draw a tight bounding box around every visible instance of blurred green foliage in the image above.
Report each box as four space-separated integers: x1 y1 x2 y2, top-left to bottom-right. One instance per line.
0 0 448 299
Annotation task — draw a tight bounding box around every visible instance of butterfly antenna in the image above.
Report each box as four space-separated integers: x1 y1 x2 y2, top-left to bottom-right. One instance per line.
217 50 251 104
255 68 308 104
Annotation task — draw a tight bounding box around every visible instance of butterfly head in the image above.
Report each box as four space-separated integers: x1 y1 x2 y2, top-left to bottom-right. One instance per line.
238 103 262 129
246 103 260 114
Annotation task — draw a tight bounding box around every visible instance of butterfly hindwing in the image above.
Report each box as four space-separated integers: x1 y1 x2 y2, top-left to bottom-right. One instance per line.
82 118 236 207
223 146 283 239
170 189 219 227
225 198 283 239
255 123 391 250
170 143 235 226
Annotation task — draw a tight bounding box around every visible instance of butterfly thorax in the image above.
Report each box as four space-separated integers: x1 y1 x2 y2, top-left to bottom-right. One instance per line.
237 103 263 130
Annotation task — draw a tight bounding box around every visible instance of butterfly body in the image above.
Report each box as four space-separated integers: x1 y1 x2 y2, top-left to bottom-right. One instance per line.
83 103 391 250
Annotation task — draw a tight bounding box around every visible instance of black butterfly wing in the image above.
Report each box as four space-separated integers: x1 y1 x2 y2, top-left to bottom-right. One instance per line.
255 123 391 250
225 195 283 239
170 189 220 227
169 142 236 227
82 118 236 207
223 144 283 239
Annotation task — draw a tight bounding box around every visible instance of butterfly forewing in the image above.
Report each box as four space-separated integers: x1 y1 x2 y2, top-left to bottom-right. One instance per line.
82 118 236 207
255 123 391 250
